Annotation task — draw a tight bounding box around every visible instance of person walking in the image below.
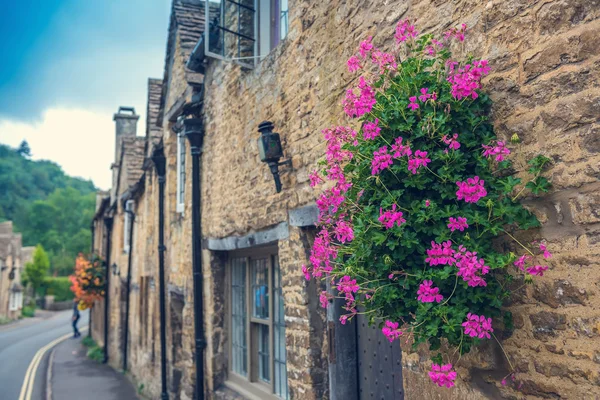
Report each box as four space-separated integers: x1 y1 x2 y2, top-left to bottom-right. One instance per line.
72 299 81 338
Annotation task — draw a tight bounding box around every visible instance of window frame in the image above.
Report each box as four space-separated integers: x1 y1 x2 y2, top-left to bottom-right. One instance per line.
123 200 134 254
205 0 289 67
176 132 186 214
225 246 289 400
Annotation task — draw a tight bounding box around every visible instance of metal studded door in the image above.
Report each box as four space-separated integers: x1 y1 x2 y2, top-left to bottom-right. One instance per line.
356 313 404 400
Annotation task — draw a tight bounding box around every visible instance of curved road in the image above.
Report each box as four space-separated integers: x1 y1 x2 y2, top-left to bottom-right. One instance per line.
0 309 89 400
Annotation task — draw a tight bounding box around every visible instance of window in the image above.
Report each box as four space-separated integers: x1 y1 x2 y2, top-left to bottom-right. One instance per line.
176 132 186 213
124 200 134 253
228 249 289 399
206 0 290 66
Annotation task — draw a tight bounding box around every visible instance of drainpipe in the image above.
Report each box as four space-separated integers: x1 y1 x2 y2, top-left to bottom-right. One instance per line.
89 221 95 339
152 146 169 400
103 216 114 364
184 118 206 400
123 205 135 372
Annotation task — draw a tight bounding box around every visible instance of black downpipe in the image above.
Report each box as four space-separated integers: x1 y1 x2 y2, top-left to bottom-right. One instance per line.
184 118 206 400
152 146 169 400
89 221 95 338
123 206 135 372
103 216 114 364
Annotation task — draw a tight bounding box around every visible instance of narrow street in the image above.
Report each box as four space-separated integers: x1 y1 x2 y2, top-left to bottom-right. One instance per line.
0 310 88 400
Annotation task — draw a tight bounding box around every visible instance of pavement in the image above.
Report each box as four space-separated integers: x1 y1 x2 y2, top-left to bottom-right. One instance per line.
0 308 138 400
49 338 139 400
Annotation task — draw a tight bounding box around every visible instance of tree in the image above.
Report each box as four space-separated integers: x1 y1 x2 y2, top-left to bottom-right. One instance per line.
24 245 50 296
17 140 31 157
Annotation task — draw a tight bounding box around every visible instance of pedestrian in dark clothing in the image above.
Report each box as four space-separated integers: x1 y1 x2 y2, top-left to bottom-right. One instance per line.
72 299 81 338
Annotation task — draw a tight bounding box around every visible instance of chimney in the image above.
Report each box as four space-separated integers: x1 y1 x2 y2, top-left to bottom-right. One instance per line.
114 106 139 162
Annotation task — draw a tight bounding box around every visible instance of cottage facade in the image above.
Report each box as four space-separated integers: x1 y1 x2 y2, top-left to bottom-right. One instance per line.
91 0 600 399
0 221 27 320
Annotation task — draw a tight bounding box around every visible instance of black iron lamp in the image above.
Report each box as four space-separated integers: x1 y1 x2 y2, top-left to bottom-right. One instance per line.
8 267 15 280
111 263 119 276
257 121 290 193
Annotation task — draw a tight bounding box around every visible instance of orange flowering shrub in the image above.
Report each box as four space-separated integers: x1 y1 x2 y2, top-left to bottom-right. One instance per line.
69 253 106 310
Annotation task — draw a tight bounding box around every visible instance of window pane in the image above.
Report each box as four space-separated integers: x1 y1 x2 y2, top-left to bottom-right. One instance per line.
207 0 255 62
251 258 269 319
257 324 270 383
280 0 289 41
273 256 289 399
231 257 247 376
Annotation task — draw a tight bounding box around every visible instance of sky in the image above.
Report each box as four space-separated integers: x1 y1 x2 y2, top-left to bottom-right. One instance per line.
0 0 172 189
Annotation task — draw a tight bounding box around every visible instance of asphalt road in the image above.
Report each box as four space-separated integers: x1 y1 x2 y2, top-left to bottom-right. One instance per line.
0 309 89 400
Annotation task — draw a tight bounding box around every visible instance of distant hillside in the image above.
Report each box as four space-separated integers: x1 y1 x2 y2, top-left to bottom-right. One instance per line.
0 142 96 275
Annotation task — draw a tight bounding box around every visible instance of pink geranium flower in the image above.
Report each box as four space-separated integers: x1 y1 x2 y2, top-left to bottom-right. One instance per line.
448 217 468 232
456 176 487 203
417 280 444 303
429 364 457 388
526 265 549 276
382 320 403 342
379 204 406 229
462 313 493 339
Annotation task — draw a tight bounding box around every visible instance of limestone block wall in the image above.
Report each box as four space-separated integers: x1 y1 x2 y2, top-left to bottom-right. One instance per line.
199 0 600 398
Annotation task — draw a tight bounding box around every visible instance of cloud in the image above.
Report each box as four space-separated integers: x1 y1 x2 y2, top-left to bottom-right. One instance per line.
0 108 122 190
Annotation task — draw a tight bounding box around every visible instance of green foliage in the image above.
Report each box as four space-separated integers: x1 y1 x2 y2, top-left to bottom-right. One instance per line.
24 245 50 294
87 343 104 362
0 143 96 275
81 336 96 348
38 277 74 302
21 305 35 318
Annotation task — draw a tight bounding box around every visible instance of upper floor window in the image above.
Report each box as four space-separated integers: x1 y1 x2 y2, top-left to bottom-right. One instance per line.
206 0 290 67
176 132 186 213
124 200 134 253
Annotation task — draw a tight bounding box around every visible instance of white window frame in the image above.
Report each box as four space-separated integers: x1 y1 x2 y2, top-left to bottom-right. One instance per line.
205 0 289 67
124 200 134 254
226 247 289 400
9 292 17 311
176 132 186 214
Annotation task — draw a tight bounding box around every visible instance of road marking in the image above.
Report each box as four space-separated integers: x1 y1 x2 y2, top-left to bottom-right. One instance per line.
18 327 88 400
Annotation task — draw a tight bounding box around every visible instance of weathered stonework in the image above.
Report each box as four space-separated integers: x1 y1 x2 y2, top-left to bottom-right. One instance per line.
0 222 25 320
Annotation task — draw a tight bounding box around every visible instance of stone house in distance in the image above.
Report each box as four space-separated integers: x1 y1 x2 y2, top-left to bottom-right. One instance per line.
0 221 32 320
91 0 600 399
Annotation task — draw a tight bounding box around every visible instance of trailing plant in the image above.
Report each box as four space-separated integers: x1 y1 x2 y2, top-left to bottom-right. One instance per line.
69 253 106 310
304 21 552 388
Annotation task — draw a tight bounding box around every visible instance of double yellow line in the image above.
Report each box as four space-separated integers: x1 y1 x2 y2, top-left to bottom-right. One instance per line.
18 327 88 400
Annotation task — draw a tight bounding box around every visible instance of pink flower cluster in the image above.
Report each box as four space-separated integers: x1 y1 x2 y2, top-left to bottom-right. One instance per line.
363 118 381 140
448 217 468 232
513 254 531 271
319 291 329 308
526 265 549 276
442 133 460 150
443 24 467 42
417 280 443 303
455 246 490 287
348 36 397 75
305 229 338 278
425 242 489 287
337 275 360 295
462 313 493 339
539 242 552 259
382 320 403 342
408 88 437 111
343 76 377 118
456 176 487 203
429 364 457 388
309 170 323 187
425 39 444 56
371 146 394 175
407 150 431 174
334 220 354 243
391 137 412 158
379 204 406 229
482 140 511 162
395 19 418 43
425 241 456 266
447 60 490 100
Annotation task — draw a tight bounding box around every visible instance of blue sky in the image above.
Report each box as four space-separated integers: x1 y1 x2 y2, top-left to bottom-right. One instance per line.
0 0 171 189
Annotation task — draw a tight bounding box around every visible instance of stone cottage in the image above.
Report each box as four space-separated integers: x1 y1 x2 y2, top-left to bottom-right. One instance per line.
0 221 26 320
92 0 600 399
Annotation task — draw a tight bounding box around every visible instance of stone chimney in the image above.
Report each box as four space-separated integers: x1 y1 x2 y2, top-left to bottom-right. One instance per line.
113 106 139 163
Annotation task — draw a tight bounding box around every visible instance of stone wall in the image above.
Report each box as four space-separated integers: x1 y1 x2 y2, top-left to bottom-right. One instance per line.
199 0 600 398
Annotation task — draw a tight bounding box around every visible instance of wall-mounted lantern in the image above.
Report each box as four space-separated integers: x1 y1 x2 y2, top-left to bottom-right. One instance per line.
8 267 15 280
257 121 290 193
111 263 120 276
